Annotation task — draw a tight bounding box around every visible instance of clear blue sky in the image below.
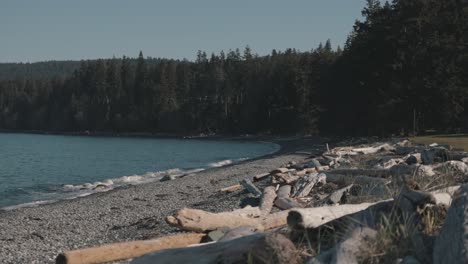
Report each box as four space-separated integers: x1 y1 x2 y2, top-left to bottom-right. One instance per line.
1 0 367 62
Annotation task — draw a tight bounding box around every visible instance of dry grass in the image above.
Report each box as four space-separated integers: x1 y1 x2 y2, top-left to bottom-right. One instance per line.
411 134 468 150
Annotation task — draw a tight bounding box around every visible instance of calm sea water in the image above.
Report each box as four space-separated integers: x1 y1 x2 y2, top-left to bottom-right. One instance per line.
0 133 279 208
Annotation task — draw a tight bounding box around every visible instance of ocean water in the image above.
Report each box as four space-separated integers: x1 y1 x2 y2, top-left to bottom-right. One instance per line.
0 133 279 209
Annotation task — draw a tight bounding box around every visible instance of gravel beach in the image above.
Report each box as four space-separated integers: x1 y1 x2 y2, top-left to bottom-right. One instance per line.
0 136 325 263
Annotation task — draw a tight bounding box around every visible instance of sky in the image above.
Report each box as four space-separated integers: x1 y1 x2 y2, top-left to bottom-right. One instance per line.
1 0 367 63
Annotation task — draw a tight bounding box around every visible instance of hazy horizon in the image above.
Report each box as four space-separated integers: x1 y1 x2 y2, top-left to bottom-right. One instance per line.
2 0 366 63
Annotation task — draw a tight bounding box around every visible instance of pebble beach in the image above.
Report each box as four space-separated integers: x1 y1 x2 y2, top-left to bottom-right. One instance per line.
0 136 325 263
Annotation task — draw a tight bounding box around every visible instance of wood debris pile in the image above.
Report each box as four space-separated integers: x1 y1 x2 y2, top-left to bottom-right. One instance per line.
56 138 468 264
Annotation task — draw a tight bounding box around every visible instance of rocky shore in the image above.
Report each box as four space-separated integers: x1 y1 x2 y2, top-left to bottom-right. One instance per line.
0 136 325 263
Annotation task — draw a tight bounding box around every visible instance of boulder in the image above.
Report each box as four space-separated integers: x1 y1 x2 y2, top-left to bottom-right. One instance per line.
433 184 468 264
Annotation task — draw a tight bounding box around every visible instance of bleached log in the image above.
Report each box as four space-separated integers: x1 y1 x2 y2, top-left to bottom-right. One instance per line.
166 208 262 232
218 226 258 242
431 185 460 205
327 184 353 204
277 185 291 199
296 168 316 176
220 184 242 193
167 186 284 232
275 197 302 210
253 172 270 182
352 143 394 154
239 179 262 197
166 208 290 232
274 185 301 210
292 173 326 198
270 167 289 174
259 186 277 216
287 200 390 230
131 233 299 264
271 173 300 184
311 158 322 169
56 233 205 264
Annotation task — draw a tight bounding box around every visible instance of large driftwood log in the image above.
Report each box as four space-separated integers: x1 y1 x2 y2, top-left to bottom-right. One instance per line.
253 172 270 182
433 184 468 264
239 179 262 197
287 200 390 230
166 208 290 232
259 186 277 216
55 233 205 264
166 207 262 232
352 143 394 154
277 185 291 199
270 167 289 174
275 198 302 210
166 186 285 232
292 173 326 198
131 233 299 264
275 185 302 210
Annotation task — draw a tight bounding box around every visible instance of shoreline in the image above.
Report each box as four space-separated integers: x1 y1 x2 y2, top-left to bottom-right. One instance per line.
0 134 297 211
0 136 326 263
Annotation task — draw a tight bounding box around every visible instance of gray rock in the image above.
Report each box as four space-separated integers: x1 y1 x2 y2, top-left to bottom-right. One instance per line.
433 184 468 264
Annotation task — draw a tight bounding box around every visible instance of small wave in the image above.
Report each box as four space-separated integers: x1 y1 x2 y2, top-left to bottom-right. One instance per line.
2 199 57 210
61 168 193 193
208 159 233 167
3 157 245 210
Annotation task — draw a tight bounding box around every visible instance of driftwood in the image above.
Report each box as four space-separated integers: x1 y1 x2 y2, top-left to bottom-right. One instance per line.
55 233 205 264
259 186 277 216
253 172 270 182
326 184 353 204
296 168 317 176
277 185 292 199
433 184 468 264
239 179 262 197
218 226 258 242
312 158 322 169
270 167 289 174
220 184 242 193
287 201 389 230
166 208 290 232
131 233 299 264
352 143 394 154
166 186 286 232
275 197 302 210
292 173 326 198
271 173 300 184
274 185 302 209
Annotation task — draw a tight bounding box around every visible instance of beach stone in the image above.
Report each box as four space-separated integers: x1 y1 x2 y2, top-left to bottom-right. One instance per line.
160 174 177 182
400 256 421 264
405 153 422 165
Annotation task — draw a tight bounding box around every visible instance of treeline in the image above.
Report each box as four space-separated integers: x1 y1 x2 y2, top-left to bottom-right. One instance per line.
322 0 468 135
0 46 337 133
0 0 467 136
0 61 81 81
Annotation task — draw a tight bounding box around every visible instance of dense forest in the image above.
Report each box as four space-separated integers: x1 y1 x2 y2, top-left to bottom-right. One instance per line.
0 0 467 136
